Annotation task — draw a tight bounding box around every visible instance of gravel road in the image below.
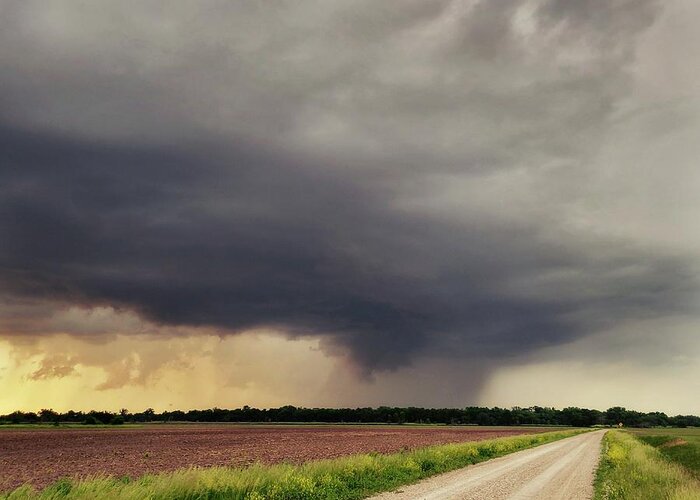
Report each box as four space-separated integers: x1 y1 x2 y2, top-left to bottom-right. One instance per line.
369 430 605 500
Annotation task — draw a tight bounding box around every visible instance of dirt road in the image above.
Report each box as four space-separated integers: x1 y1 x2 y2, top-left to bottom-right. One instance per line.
369 430 605 500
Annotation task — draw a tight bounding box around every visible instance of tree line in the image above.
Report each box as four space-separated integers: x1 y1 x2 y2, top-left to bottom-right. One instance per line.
2 405 699 428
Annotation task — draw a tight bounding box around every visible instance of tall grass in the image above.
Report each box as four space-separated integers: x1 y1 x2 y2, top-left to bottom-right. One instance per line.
633 428 700 477
3 429 585 500
595 431 700 500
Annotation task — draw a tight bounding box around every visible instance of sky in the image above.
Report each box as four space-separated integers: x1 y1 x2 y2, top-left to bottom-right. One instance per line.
1 0 699 415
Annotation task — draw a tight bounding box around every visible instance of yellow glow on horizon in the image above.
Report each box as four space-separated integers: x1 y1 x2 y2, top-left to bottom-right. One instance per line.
0 332 337 414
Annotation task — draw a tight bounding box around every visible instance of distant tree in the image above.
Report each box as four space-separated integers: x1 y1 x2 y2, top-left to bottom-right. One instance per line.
39 408 59 423
110 415 125 425
2 404 699 428
82 415 100 425
605 407 628 426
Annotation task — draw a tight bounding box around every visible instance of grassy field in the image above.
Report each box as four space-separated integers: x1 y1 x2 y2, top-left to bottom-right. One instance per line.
2 428 585 500
631 428 700 478
595 430 700 500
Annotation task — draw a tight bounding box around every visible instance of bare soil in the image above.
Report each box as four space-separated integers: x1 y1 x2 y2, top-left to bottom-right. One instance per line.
660 438 688 448
0 424 548 491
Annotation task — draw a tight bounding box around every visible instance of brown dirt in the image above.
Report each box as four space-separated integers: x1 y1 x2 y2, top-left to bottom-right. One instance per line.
660 438 688 448
0 425 549 491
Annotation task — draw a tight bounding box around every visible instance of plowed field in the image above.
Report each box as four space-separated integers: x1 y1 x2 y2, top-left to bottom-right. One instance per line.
0 425 550 491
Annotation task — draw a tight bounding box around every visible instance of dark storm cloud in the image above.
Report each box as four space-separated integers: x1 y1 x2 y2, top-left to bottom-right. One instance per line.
1 0 697 372
1 121 694 371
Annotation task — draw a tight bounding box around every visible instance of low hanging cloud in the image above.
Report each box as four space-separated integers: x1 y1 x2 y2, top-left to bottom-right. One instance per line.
1 0 699 380
28 354 77 381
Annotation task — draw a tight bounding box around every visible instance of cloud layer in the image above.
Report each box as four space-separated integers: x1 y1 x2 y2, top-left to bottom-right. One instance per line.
1 0 699 394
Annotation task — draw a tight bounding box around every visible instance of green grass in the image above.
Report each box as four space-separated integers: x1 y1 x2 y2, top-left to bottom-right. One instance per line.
2 429 586 500
595 430 700 500
631 428 700 477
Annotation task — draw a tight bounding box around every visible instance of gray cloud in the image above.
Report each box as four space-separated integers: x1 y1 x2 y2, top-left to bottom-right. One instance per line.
1 0 698 381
